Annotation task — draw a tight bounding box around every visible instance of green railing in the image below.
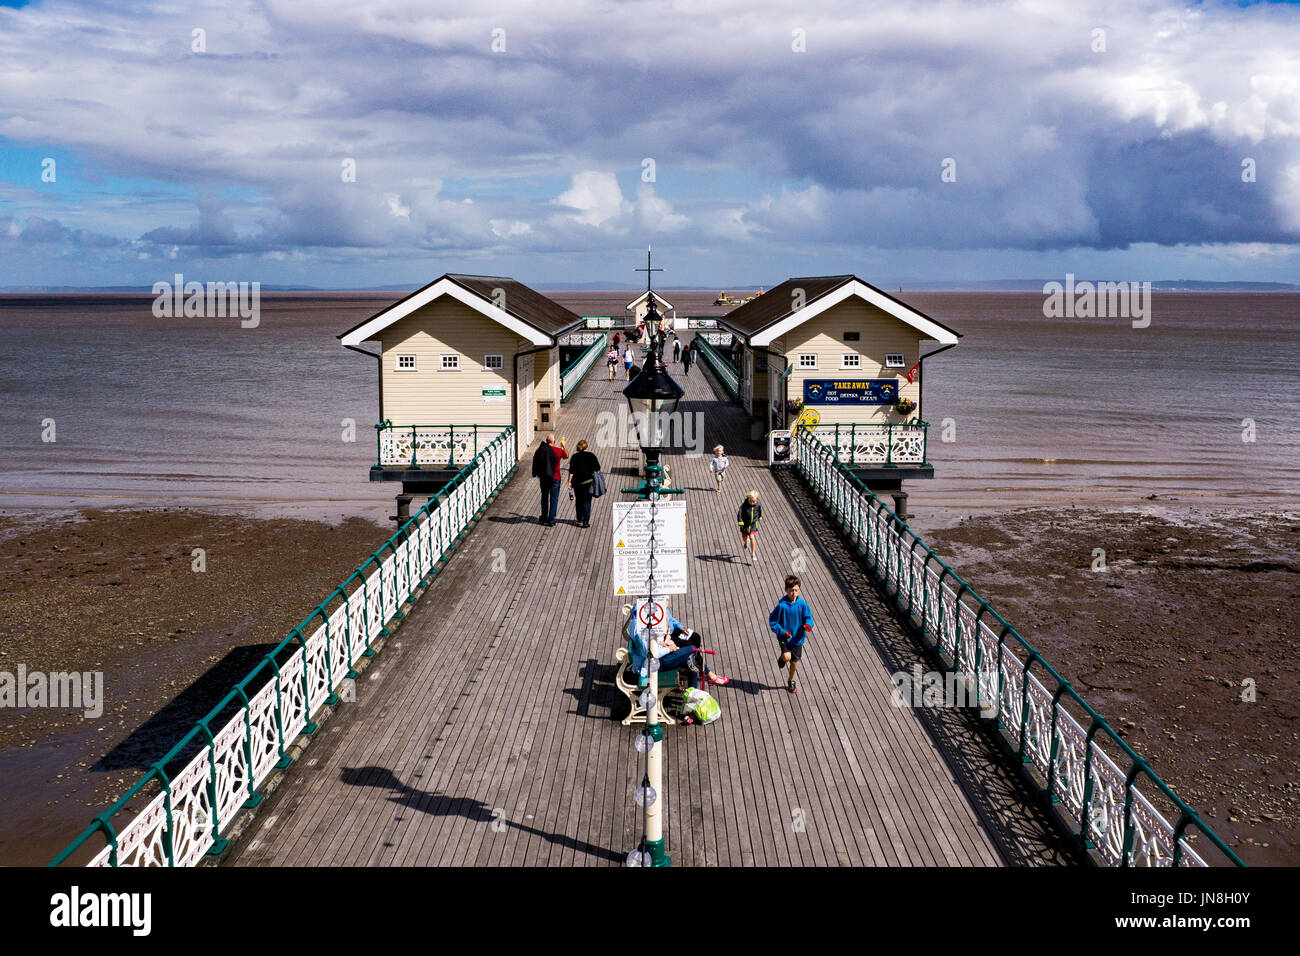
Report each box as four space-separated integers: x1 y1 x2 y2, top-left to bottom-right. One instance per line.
806 421 930 466
49 427 519 867
561 332 609 402
794 429 1244 868
693 335 739 398
374 422 510 469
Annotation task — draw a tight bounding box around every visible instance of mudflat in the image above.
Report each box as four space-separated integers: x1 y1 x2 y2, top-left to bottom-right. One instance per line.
0 507 388 866
923 506 1300 866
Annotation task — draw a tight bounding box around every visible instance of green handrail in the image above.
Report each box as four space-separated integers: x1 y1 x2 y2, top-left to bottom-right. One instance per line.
49 427 518 867
792 429 1244 868
561 332 609 402
693 336 739 398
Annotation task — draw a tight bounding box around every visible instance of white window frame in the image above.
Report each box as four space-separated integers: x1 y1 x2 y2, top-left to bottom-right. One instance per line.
483 354 504 370
395 354 417 371
840 353 862 370
797 353 817 369
440 354 461 371
885 353 906 368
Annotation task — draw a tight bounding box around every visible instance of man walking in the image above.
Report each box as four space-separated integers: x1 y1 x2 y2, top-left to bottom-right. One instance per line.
531 433 567 526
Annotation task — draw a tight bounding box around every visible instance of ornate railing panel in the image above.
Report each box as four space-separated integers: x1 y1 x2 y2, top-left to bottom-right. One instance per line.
792 428 1243 868
50 428 519 867
805 422 929 466
375 423 510 468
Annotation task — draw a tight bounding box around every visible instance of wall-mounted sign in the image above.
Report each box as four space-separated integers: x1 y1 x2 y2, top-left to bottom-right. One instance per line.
482 388 507 403
802 379 898 405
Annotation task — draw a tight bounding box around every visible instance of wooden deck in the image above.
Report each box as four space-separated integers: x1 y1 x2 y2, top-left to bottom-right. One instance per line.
226 349 1075 867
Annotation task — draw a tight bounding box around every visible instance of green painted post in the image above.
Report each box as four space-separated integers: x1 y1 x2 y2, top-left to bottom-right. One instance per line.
234 687 263 808
1046 684 1068 803
1017 655 1038 760
1080 717 1105 851
198 720 228 855
409 425 418 469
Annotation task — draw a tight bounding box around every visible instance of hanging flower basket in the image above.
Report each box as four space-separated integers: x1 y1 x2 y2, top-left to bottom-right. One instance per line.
895 397 917 416
786 398 804 414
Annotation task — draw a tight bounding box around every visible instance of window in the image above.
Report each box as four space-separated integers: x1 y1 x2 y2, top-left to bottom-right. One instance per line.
755 353 768 372
797 354 817 369
484 354 504 370
841 353 862 369
843 331 860 341
395 354 417 371
885 353 906 368
441 355 460 371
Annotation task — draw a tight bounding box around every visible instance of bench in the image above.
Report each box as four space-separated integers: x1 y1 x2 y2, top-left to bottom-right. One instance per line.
614 603 682 725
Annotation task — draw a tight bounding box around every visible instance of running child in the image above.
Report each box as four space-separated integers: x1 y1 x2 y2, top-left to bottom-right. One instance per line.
708 445 728 493
737 490 761 563
769 574 814 694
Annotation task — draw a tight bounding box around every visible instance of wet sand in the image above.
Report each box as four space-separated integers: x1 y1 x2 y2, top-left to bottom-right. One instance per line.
922 506 1299 866
0 507 388 866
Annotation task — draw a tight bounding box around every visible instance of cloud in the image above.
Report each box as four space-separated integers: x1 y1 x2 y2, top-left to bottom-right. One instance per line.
0 0 1297 283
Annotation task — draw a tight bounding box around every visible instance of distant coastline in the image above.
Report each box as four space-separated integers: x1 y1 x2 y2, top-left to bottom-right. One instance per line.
4 280 1299 294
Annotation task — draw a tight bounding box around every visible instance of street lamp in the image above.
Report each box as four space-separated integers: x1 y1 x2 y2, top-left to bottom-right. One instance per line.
623 304 683 493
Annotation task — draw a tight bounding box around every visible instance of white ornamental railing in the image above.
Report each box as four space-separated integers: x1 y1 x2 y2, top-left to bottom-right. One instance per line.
51 428 519 867
793 429 1243 868
805 422 929 465
376 423 511 468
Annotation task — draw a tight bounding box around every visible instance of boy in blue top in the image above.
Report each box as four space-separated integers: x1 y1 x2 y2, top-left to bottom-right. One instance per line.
769 574 813 694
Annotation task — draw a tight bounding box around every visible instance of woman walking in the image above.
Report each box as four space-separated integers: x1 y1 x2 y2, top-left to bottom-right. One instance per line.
567 440 602 528
737 490 762 563
606 344 618 380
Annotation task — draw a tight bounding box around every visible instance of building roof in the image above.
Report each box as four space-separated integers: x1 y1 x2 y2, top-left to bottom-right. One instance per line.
718 275 961 347
338 274 586 347
625 289 674 312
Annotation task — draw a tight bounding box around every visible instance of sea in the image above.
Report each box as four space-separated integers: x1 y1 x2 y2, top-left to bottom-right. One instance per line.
1 290 1297 527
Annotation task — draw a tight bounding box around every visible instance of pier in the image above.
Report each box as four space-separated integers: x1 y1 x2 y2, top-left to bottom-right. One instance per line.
50 339 1241 868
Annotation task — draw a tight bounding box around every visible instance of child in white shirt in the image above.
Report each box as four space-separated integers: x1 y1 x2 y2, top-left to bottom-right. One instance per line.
708 444 728 492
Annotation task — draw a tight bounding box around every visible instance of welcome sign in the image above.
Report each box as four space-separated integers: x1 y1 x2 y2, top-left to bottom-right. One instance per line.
803 379 899 405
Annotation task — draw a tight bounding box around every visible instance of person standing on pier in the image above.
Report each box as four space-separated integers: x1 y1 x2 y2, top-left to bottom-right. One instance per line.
770 574 814 694
567 439 601 528
681 342 693 375
624 344 635 380
673 338 682 363
606 344 618 381
531 433 567 526
709 445 728 492
737 490 762 562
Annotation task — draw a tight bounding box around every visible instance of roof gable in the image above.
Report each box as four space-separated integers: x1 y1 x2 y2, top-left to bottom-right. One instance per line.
338 274 584 347
720 275 960 347
625 289 674 311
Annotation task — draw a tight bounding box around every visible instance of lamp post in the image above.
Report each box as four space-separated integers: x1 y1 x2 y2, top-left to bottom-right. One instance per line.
624 248 681 867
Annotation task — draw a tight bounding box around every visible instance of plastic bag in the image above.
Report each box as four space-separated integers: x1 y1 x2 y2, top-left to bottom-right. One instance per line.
681 688 721 724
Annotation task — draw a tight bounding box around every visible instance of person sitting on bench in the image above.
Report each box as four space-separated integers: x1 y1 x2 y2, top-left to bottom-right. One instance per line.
629 609 730 688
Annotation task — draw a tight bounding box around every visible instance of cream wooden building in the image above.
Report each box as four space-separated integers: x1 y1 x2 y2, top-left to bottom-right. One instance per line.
718 275 960 505
339 274 586 499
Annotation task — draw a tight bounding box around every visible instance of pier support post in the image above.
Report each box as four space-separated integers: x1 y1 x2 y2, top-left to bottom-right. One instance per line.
394 493 412 525
891 489 910 523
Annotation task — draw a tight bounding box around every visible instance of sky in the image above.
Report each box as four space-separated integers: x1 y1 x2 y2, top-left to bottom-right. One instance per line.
1 0 1299 288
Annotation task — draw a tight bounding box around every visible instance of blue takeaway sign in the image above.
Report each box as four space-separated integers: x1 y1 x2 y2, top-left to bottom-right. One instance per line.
802 379 899 405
